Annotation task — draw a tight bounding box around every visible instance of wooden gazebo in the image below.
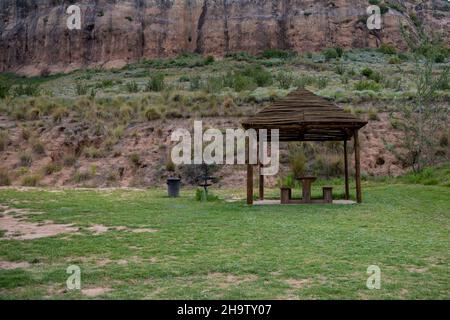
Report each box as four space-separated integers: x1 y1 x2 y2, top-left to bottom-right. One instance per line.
241 88 368 205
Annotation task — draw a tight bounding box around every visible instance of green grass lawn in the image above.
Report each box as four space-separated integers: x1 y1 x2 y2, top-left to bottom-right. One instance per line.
0 182 449 299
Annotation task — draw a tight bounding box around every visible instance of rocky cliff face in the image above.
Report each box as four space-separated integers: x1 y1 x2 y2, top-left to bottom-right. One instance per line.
0 0 448 75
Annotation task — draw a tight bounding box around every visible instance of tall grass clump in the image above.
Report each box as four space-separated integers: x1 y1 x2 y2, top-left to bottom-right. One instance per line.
146 73 165 92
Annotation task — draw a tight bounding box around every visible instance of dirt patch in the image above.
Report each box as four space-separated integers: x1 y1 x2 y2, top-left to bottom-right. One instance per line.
207 272 258 289
87 224 110 234
0 260 30 270
0 206 79 240
86 224 158 234
81 287 112 297
406 266 428 273
131 228 158 233
284 278 312 289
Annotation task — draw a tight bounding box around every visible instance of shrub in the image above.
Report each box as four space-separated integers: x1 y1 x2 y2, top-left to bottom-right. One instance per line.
42 163 61 175
0 81 11 99
378 43 396 55
83 146 104 159
323 48 339 60
354 80 381 91
361 67 382 82
63 155 76 167
146 73 165 92
28 107 41 120
129 153 141 167
388 56 402 64
165 110 184 119
368 109 380 121
205 55 215 64
334 63 345 75
73 171 91 183
290 153 307 178
143 107 161 121
19 152 33 167
21 174 41 186
75 82 89 95
126 81 139 93
335 47 344 58
233 74 255 92
52 107 69 123
261 49 295 59
189 75 202 91
243 65 273 87
315 76 329 89
31 140 45 155
361 67 374 77
0 131 9 151
276 71 295 89
368 0 379 4
12 84 40 97
0 169 11 186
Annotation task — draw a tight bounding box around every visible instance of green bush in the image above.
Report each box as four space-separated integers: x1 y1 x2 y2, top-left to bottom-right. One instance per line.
368 109 380 121
290 153 307 178
388 56 402 64
63 155 77 167
243 65 273 87
361 67 382 82
52 107 69 123
0 81 11 99
75 82 89 95
31 140 45 155
0 169 11 186
42 163 61 175
323 48 339 60
233 74 255 92
276 71 295 89
19 152 33 167
12 84 40 97
146 73 165 92
378 43 396 55
83 147 104 159
126 81 139 93
21 174 41 186
73 171 91 183
354 80 381 91
261 49 295 59
143 107 161 121
0 131 9 151
129 153 141 167
189 75 202 91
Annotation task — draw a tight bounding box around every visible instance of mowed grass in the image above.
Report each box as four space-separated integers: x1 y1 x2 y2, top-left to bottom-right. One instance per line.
0 183 449 299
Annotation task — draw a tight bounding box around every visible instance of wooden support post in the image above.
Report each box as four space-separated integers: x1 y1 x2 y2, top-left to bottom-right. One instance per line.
257 139 264 200
246 137 253 205
353 130 362 203
344 140 349 200
259 164 264 200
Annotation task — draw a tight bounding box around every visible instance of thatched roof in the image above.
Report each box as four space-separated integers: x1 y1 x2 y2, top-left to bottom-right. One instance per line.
241 88 367 141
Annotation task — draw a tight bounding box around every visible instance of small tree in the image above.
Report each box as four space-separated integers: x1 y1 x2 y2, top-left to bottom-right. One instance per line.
386 26 449 172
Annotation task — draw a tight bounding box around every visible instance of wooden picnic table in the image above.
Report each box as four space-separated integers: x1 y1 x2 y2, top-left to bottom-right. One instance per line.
296 176 317 203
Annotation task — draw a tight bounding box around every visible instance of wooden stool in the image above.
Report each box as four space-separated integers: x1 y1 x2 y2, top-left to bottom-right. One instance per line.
322 186 333 203
280 187 292 204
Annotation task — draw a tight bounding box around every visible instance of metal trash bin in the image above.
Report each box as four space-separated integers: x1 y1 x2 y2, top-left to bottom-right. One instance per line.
167 178 181 197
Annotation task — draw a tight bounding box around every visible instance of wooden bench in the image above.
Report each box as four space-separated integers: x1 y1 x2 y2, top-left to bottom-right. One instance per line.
280 187 292 204
322 186 333 203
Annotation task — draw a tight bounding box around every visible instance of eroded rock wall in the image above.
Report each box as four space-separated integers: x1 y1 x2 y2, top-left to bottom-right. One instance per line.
0 0 448 75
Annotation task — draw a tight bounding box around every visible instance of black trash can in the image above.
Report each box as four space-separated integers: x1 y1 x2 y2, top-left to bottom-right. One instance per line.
167 178 181 197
